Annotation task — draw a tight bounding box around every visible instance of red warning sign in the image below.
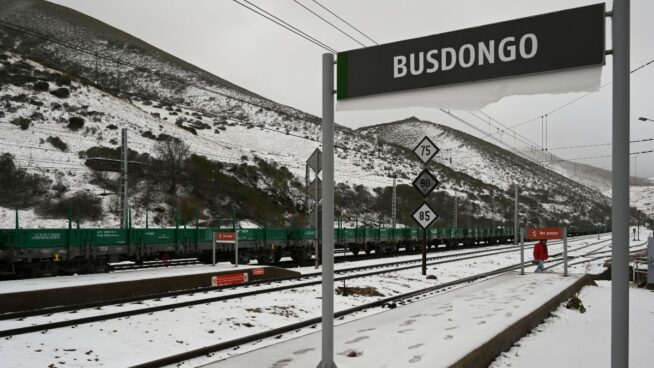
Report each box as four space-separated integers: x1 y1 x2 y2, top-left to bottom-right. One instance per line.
211 272 249 286
252 268 265 276
527 227 563 240
216 232 236 243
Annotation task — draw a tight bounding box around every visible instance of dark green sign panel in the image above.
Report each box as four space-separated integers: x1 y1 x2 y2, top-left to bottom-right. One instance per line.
337 4 605 100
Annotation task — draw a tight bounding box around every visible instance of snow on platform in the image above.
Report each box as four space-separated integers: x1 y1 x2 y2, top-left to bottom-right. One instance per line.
491 281 654 368
0 263 256 294
201 272 582 368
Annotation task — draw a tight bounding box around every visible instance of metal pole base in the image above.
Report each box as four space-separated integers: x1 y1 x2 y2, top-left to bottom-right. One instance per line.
316 362 338 368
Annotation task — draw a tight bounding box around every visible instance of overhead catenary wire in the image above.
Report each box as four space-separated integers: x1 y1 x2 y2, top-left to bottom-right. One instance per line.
291 0 367 47
540 148 654 166
0 17 628 195
311 0 378 45
232 0 337 53
0 19 323 126
537 137 654 151
501 57 654 132
476 110 541 149
468 111 539 149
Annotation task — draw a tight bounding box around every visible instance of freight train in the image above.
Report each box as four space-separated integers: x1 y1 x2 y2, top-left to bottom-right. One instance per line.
0 222 604 278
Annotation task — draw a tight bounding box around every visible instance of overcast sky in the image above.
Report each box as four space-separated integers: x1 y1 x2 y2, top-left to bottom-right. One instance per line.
49 0 654 178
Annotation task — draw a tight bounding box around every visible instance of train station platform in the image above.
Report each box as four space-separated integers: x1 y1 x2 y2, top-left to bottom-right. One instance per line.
201 272 593 368
0 264 299 313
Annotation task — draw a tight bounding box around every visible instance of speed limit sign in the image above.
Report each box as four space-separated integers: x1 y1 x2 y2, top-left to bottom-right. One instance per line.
412 169 440 197
412 202 439 229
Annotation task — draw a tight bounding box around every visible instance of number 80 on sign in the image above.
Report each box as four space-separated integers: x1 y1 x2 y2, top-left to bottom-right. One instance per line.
412 202 439 229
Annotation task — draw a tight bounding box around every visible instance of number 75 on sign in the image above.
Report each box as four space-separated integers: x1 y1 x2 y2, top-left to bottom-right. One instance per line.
413 136 440 164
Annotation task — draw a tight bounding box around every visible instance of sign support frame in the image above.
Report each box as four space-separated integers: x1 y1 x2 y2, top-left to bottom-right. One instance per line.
611 2 629 367
422 163 427 276
317 52 337 368
516 227 525 275
563 227 568 277
318 5 626 366
514 186 518 245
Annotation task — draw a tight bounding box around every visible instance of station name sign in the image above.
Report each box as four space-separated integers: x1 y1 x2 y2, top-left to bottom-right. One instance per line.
337 4 605 100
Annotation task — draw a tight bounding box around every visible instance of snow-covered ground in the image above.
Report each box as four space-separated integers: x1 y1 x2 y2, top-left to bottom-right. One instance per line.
0 236 570 294
490 281 654 368
203 273 582 368
0 263 257 294
1 232 640 368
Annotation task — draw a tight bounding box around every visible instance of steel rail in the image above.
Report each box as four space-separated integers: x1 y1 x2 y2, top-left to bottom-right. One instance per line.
0 238 608 338
0 241 533 321
129 241 619 368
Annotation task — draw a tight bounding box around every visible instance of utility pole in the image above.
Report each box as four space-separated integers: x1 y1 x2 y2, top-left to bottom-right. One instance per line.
635 155 640 240
392 177 397 229
611 2 630 367
305 164 310 221
318 52 336 368
314 168 320 269
116 59 120 93
95 52 99 86
121 128 128 228
514 186 519 245
467 200 471 228
453 193 458 228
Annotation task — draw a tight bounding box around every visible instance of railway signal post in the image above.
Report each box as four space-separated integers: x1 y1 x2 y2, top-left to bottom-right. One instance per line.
411 136 440 276
307 148 322 270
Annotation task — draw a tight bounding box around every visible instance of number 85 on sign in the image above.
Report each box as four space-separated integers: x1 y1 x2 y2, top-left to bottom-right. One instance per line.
412 202 439 229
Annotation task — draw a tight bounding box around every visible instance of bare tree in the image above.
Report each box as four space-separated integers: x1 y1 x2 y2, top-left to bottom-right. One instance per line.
153 139 190 195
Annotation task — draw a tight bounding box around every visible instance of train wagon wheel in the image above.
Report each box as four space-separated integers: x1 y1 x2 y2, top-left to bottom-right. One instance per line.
162 253 172 267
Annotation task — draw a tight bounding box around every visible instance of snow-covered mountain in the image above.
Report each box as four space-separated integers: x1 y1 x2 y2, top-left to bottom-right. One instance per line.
0 0 630 229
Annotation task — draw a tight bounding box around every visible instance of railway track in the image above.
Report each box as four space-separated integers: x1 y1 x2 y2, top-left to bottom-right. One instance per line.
0 237 609 338
130 238 641 368
109 258 200 271
0 239 548 321
103 238 519 273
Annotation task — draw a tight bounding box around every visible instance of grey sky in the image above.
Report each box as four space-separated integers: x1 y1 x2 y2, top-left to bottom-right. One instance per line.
48 0 654 178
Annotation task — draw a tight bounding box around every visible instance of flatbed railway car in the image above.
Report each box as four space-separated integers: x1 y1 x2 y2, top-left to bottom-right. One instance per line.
0 222 605 278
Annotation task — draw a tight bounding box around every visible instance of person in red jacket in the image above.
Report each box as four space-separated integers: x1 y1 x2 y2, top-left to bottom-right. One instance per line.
533 239 549 273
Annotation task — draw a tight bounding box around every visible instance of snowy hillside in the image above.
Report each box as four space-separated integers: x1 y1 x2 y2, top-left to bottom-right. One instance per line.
528 150 613 193
604 185 654 221
358 117 606 196
0 0 631 229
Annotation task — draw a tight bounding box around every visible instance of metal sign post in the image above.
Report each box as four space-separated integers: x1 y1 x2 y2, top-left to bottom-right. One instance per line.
317 53 336 368
411 136 440 276
234 231 239 268
612 2 630 367
647 238 653 287
563 227 568 276
514 186 519 245
215 232 237 266
520 228 525 275
307 148 323 270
